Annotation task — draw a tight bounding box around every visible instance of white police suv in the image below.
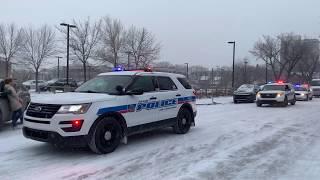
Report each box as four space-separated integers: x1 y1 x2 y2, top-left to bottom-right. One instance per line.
23 69 197 154
256 82 296 107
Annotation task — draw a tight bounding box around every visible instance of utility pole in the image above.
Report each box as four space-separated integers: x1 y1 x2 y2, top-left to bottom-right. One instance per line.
228 41 236 90
244 59 248 83
185 63 189 79
265 62 268 84
60 23 77 85
55 56 63 79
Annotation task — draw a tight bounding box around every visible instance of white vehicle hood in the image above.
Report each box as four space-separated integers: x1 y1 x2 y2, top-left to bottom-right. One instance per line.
295 91 308 94
31 92 116 104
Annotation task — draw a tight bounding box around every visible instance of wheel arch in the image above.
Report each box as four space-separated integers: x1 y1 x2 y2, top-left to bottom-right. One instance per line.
179 103 195 120
89 112 128 138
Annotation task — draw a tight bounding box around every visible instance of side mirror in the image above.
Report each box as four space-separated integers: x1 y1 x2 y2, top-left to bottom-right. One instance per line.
126 88 144 95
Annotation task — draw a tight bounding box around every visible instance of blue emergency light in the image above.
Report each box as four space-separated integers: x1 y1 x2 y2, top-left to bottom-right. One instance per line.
112 65 125 72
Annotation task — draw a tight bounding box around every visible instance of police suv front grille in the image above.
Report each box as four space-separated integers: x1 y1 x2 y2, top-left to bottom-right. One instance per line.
26 103 61 119
261 93 277 98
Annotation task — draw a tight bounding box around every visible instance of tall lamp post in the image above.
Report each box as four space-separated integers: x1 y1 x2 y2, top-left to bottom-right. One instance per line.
185 63 189 79
265 62 268 84
244 59 248 83
228 41 236 90
60 23 76 85
55 56 62 79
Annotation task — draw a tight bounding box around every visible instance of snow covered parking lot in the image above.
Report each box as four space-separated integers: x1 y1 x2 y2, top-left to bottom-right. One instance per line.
1 97 320 180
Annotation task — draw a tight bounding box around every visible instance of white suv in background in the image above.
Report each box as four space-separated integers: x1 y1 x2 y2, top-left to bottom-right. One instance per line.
23 69 197 154
256 82 296 107
310 79 320 97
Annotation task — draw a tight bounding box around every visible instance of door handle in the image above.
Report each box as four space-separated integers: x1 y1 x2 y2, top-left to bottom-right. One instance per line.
149 97 157 100
176 94 181 97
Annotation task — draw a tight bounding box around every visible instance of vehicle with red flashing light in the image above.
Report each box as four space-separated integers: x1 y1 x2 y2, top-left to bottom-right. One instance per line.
256 82 296 107
23 68 197 154
294 84 313 101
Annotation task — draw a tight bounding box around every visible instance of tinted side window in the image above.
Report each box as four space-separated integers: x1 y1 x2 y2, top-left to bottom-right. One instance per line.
157 76 177 91
129 76 156 92
177 78 192 89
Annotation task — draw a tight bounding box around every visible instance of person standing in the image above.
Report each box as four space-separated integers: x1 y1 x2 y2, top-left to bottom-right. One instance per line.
4 78 23 128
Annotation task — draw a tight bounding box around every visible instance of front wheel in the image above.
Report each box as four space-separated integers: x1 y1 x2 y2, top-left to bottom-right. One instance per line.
0 109 3 128
173 108 193 134
88 117 122 154
291 97 296 105
256 101 262 107
282 97 288 107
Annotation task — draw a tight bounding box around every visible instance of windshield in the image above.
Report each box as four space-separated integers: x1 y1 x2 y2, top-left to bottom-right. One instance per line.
75 75 133 94
237 84 254 91
311 80 320 86
262 85 285 91
294 86 307 91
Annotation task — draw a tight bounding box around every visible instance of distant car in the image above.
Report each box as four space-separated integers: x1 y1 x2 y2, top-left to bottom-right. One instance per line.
256 82 296 107
310 79 320 97
233 84 260 103
46 78 78 91
23 80 47 90
0 79 31 127
294 84 313 101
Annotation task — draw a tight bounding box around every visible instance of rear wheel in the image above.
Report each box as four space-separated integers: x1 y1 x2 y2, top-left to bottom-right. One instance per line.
88 117 122 154
173 108 193 134
0 109 3 128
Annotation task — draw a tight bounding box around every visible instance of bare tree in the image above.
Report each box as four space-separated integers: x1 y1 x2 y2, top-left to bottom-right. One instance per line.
22 25 56 92
250 35 282 80
0 23 24 77
278 33 305 81
65 18 101 81
124 26 161 69
298 41 320 83
98 16 125 67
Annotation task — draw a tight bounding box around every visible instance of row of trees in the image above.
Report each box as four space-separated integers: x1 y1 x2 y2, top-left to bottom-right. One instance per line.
251 33 320 83
0 16 161 89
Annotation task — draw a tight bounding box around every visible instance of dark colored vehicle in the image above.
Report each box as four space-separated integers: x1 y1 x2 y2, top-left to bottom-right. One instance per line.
0 79 30 127
46 78 78 91
233 84 260 103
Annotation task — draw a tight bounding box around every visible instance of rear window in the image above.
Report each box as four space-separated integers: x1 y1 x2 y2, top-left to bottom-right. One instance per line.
177 78 192 89
157 76 177 91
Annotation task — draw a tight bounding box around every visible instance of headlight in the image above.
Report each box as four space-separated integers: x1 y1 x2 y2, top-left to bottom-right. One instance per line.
277 92 284 97
301 93 305 96
57 103 91 114
257 92 261 97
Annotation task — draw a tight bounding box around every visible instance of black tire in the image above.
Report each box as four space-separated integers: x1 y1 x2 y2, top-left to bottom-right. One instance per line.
173 108 193 134
88 117 122 154
282 97 288 107
234 100 238 104
291 96 296 105
256 101 262 107
305 95 309 101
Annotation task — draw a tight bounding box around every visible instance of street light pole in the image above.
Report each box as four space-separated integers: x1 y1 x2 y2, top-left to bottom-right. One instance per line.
60 23 76 85
185 63 189 79
55 56 62 79
244 59 248 83
265 62 268 84
228 41 236 90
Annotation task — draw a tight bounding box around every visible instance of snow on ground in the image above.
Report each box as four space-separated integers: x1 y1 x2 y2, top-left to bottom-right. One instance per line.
1 97 320 180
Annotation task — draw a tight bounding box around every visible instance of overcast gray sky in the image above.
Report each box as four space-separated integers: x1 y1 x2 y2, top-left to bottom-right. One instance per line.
2 0 320 68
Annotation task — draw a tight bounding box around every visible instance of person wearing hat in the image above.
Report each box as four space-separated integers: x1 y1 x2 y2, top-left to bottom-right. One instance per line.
4 78 23 128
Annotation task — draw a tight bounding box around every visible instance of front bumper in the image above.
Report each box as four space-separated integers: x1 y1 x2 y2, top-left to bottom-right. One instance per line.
23 127 88 147
233 94 255 102
295 94 308 100
256 96 285 104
